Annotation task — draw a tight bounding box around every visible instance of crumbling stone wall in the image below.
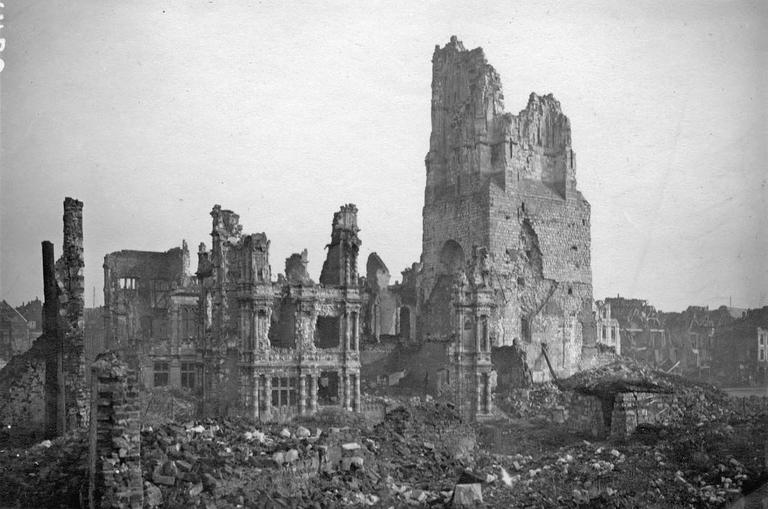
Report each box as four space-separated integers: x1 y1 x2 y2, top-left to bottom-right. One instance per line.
102 242 200 397
363 253 399 341
103 243 191 351
88 352 142 509
610 392 666 438
418 37 593 380
0 197 87 439
567 393 606 437
0 339 47 439
568 391 669 439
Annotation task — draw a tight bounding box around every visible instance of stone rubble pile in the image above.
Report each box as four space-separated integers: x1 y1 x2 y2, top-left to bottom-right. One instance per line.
0 390 765 508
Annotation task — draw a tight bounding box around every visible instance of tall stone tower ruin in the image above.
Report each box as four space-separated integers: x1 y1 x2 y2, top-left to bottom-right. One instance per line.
419 37 595 379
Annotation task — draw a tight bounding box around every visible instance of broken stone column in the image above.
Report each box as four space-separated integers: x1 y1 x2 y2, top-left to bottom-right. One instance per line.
88 351 142 509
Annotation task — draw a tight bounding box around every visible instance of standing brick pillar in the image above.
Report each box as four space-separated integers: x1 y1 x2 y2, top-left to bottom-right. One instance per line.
88 352 143 509
60 197 88 431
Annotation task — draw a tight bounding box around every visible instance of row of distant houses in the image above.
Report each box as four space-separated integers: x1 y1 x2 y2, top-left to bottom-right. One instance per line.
0 298 105 373
594 296 768 386
0 299 42 367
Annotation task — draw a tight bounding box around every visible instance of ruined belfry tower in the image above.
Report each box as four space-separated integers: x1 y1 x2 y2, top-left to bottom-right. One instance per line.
419 37 595 381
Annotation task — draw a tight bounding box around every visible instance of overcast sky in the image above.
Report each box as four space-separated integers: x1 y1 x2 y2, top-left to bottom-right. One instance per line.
1 0 766 312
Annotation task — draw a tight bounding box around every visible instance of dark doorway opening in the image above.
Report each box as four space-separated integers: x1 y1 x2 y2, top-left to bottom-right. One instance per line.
318 371 340 405
400 307 411 339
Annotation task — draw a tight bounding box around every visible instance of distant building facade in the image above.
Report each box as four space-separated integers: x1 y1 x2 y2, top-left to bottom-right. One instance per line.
0 300 31 362
595 300 620 355
103 242 201 392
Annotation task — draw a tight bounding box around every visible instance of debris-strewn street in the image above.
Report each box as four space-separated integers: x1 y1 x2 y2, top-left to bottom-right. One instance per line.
2 374 765 508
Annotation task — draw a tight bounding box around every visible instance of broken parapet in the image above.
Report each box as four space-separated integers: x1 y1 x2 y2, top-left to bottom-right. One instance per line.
319 204 361 287
88 351 142 509
285 249 314 286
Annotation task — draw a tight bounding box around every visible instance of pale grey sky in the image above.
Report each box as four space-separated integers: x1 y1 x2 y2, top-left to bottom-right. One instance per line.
1 0 766 312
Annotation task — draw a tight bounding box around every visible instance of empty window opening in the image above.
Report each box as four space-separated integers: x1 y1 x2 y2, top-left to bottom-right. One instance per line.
568 287 573 295
521 318 531 343
153 361 169 387
351 312 358 347
315 316 341 349
150 279 170 308
181 362 195 389
399 307 411 339
271 377 296 408
317 371 340 405
179 306 196 339
119 277 138 290
481 316 489 351
517 277 525 288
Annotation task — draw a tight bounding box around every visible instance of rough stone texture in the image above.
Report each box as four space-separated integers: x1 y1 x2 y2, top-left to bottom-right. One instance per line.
567 393 608 437
417 37 594 383
363 253 399 340
88 351 143 509
0 338 47 439
567 390 669 439
0 197 87 439
57 197 88 432
197 204 362 421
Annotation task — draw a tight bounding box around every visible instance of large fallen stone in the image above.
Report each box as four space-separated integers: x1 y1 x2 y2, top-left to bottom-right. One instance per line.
453 483 482 507
285 449 299 463
144 481 163 508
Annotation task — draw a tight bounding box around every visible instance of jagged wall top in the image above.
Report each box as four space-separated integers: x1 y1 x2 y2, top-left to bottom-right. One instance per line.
426 37 578 198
